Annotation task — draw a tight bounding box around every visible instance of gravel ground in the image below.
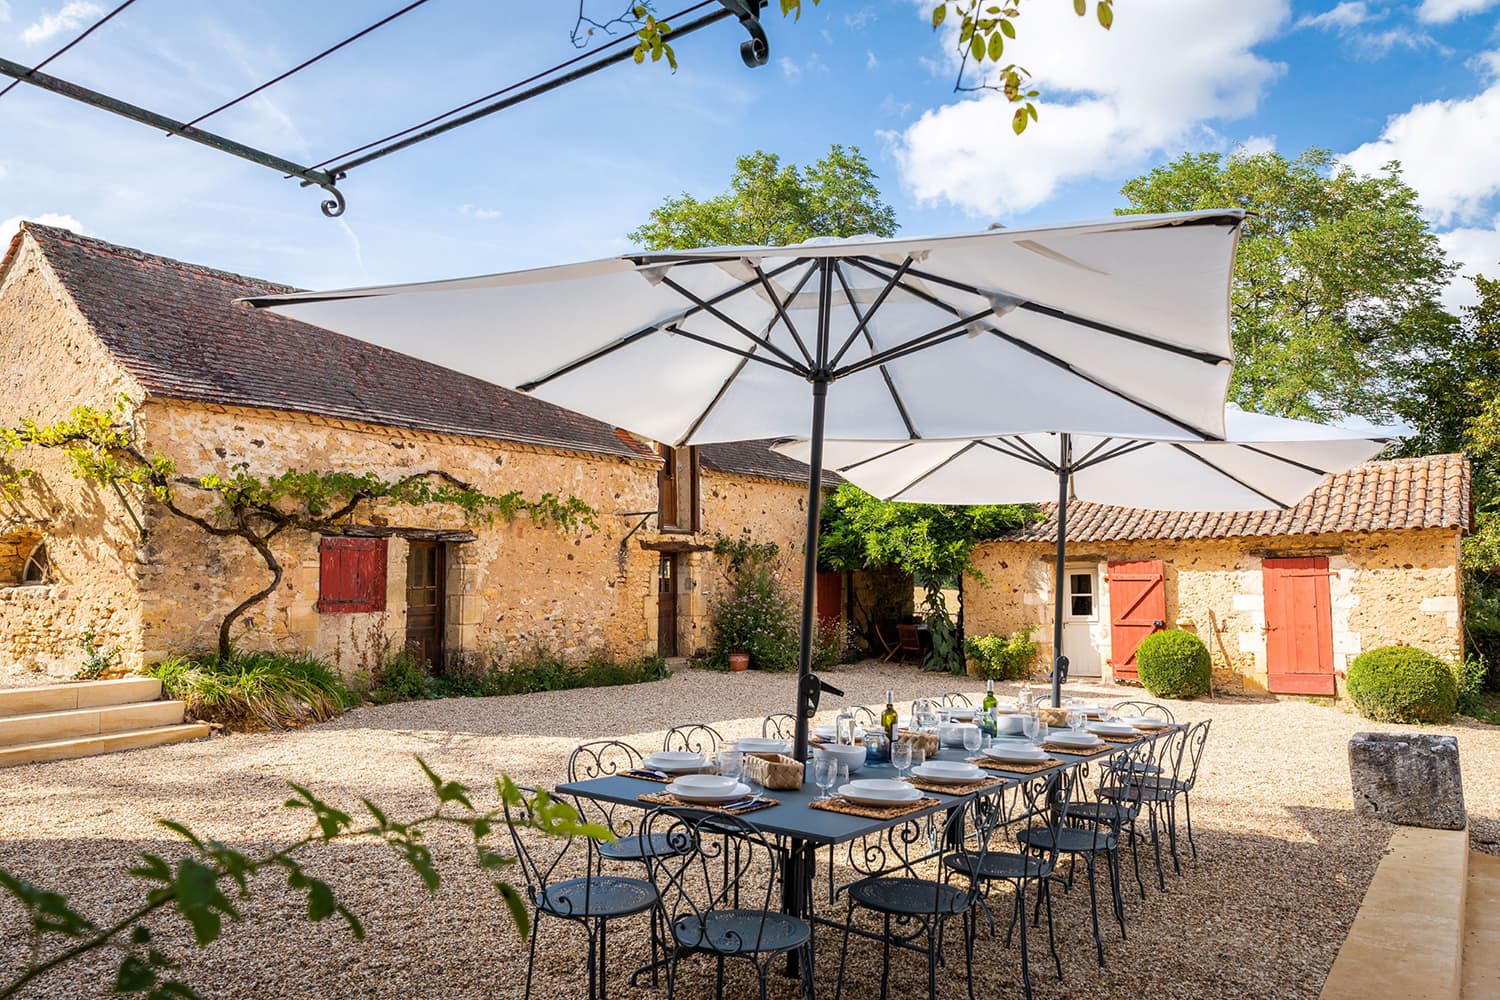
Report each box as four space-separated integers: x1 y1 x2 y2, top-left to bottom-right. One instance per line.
2 662 1497 1000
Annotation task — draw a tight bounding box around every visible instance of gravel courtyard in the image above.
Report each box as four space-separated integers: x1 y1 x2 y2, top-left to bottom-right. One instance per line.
2 662 1497 1000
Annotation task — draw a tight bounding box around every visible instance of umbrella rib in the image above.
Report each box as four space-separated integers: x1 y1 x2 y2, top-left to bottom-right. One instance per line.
1238 443 1338 477
853 255 1232 366
979 437 1058 472
1073 436 1119 467
1169 444 1292 507
1071 439 1156 473
677 348 755 447
517 258 804 391
833 311 993 378
888 441 981 499
841 258 1223 442
832 261 918 438
659 274 810 373
668 325 805 376
828 256 915 369
834 441 923 474
754 262 816 368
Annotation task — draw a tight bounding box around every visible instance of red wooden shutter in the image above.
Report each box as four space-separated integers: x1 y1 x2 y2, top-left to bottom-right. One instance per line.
1263 557 1335 696
1107 559 1166 682
318 537 387 613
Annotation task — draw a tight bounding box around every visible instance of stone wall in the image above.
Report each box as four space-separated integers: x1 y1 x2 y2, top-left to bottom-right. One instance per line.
964 528 1464 693
0 236 147 680
130 399 665 677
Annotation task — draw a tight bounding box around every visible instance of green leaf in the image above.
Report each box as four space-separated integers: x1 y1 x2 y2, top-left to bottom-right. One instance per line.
969 31 985 62
999 19 1015 39
931 5 946 28
496 880 531 938
116 955 157 992
1012 109 1028 135
1073 0 1086 14
172 857 237 947
1098 2 1114 28
305 878 336 922
987 31 1004 61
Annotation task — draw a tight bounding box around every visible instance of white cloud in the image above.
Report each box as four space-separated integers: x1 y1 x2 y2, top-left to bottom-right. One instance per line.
458 203 501 220
1437 218 1500 310
0 1 11 24
1236 134 1277 156
866 50 879 70
893 1 1289 218
21 2 103 46
2 213 87 247
1418 0 1500 23
1296 2 1375 30
1344 56 1500 226
845 7 877 30
779 56 801 80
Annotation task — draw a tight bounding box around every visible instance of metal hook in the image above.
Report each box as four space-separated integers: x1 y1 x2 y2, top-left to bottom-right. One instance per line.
716 0 770 68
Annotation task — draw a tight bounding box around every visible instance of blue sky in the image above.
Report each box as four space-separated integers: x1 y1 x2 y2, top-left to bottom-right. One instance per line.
1 1 1498 307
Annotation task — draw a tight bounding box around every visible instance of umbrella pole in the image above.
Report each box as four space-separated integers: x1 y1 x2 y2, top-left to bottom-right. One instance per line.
792 378 829 764
1051 435 1071 708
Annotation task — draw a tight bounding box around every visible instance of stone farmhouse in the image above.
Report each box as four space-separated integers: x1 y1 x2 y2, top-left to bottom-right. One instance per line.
963 453 1470 696
0 223 825 679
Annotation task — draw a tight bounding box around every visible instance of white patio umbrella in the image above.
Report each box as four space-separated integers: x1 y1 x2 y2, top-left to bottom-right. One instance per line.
774 409 1401 706
242 210 1246 760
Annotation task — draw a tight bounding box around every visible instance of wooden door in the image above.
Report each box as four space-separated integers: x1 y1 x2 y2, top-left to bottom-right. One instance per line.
816 571 843 629
657 554 678 657
658 446 678 529
1107 559 1166 682
1263 557 1335 696
404 541 444 668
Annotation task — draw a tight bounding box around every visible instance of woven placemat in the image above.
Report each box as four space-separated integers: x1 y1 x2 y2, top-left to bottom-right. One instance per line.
809 795 942 821
1098 732 1145 744
967 756 1062 774
637 792 778 815
1041 742 1118 759
905 774 1006 796
1135 722 1174 732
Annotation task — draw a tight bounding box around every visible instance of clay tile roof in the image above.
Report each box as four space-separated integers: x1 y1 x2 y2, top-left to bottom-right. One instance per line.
1004 453 1470 543
698 439 842 486
17 222 654 462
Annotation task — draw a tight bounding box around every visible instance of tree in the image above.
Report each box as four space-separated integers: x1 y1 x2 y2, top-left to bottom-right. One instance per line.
819 484 1034 673
629 145 897 250
0 403 595 661
1118 149 1456 423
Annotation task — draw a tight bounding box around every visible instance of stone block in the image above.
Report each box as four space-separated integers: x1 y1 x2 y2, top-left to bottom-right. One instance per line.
1231 593 1263 612
1420 595 1459 615
1348 732 1466 830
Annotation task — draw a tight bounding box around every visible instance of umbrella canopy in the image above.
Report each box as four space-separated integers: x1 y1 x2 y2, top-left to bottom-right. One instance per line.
774 409 1400 704
243 210 1247 761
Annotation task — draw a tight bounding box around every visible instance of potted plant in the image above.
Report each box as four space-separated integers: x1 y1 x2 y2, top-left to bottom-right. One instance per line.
728 650 751 672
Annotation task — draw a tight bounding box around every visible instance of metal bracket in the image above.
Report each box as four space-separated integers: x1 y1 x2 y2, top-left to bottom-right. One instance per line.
299 174 348 218
716 0 770 67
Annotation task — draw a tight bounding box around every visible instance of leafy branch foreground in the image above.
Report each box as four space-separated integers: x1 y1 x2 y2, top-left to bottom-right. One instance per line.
0 761 608 1000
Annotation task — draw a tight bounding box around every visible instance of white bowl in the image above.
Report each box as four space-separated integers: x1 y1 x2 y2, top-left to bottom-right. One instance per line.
940 707 977 722
1116 715 1163 727
813 725 838 739
735 738 789 753
670 773 738 793
813 743 865 773
983 745 1048 763
1047 731 1105 747
644 752 706 772
1087 722 1138 736
668 778 750 803
844 778 911 796
839 780 921 806
994 715 1027 736
912 762 983 784
938 722 981 748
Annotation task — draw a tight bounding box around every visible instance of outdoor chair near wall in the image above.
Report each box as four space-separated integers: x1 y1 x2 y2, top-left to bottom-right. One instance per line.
1111 699 1176 723
945 772 1074 1000
641 808 814 1000
663 723 726 755
835 795 999 1000
761 713 797 740
848 706 879 729
896 624 924 663
938 692 973 708
504 785 657 1000
874 624 902 663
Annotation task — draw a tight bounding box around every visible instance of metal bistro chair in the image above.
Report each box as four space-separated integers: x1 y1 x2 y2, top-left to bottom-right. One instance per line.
1074 726 1178 900
1098 724 1189 891
504 785 657 1000
945 772 1074 1000
1146 718 1212 861
939 692 973 708
761 713 797 740
835 796 999 1000
1110 699 1176 723
663 723 726 755
641 808 814 1000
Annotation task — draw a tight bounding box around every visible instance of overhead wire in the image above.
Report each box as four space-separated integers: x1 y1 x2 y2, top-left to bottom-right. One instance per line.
179 0 437 130
0 0 141 101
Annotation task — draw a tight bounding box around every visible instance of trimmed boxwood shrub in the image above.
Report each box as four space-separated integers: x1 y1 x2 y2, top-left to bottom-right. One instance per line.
1346 645 1457 723
1135 629 1212 699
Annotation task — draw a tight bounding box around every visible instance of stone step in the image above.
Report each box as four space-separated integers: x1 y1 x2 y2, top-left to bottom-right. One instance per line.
0 677 162 718
1320 824 1469 1000
1462 852 1500 1000
0 700 186 748
0 723 211 767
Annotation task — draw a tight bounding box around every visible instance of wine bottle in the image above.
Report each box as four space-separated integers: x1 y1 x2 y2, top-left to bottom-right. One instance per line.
881 689 899 745
982 680 998 736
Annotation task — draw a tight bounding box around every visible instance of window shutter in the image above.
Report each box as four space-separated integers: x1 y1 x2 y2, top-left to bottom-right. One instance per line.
318 537 387 613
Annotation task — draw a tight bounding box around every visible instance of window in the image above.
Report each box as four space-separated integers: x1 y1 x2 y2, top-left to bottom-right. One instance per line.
318 537 387 613
19 543 48 586
657 444 699 532
1069 571 1094 618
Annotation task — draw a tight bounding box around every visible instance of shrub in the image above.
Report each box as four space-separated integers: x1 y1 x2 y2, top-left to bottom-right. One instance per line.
148 648 350 731
812 619 858 672
1454 655 1489 716
965 626 1038 681
370 646 433 704
74 628 123 680
1347 645 1457 723
708 534 799 671
1135 629 1212 699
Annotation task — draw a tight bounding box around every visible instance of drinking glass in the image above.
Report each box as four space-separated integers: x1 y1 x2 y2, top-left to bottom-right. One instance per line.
1022 712 1041 744
814 758 837 801
1068 709 1085 733
743 758 764 800
962 726 982 756
891 740 913 779
718 750 742 781
910 746 926 772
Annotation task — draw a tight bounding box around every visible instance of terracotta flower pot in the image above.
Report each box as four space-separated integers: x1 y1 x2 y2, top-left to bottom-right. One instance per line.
729 652 750 672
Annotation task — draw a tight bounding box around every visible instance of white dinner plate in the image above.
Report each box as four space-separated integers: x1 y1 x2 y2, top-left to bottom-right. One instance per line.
940 707 977 721
983 745 1048 763
1046 731 1106 748
1116 715 1164 727
644 752 707 772
1087 722 1138 737
669 773 739 794
911 763 983 784
838 781 922 806
668 779 751 803
735 738 790 753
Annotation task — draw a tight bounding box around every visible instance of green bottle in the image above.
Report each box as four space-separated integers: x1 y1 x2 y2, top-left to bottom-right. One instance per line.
982 680 998 736
880 689 899 745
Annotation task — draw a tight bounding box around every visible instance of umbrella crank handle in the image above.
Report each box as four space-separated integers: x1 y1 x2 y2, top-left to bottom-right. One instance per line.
799 673 844 718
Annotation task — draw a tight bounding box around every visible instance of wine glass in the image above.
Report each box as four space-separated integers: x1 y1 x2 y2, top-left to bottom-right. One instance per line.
962 726 982 757
743 758 764 801
1022 712 1041 744
1067 709 1086 733
814 758 837 801
891 740 913 779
